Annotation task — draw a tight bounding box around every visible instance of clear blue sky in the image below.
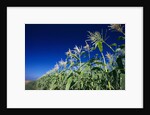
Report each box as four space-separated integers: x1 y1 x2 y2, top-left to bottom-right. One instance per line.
25 24 125 80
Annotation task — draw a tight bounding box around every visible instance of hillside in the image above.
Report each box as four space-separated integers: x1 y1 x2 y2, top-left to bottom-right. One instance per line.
25 80 36 90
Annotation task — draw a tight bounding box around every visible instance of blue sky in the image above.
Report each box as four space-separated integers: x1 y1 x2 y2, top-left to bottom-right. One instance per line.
25 24 125 80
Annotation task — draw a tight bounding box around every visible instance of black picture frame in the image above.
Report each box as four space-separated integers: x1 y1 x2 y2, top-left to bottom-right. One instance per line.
0 0 149 113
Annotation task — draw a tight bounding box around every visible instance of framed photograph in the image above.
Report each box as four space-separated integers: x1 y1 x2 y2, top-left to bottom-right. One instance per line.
1 0 148 111
25 23 125 91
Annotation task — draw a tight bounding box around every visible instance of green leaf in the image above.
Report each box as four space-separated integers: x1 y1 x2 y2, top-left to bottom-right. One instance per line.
111 43 117 47
71 54 79 61
65 77 72 90
117 36 125 40
116 57 125 73
91 67 100 71
89 58 96 63
108 81 111 90
97 42 103 52
50 84 57 90
93 61 105 66
91 82 94 87
96 86 100 90
120 44 125 49
90 47 96 51
120 73 125 90
81 81 84 89
81 51 86 56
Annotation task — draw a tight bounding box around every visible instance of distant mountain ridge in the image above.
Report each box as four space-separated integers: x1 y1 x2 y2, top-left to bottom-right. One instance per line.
25 80 32 85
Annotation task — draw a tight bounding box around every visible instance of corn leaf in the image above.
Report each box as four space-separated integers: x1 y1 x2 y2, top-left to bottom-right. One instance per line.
111 43 117 47
97 42 103 52
65 77 73 90
117 36 125 40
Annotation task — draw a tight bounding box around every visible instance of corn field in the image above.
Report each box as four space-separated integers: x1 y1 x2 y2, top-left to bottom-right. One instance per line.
25 24 125 90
